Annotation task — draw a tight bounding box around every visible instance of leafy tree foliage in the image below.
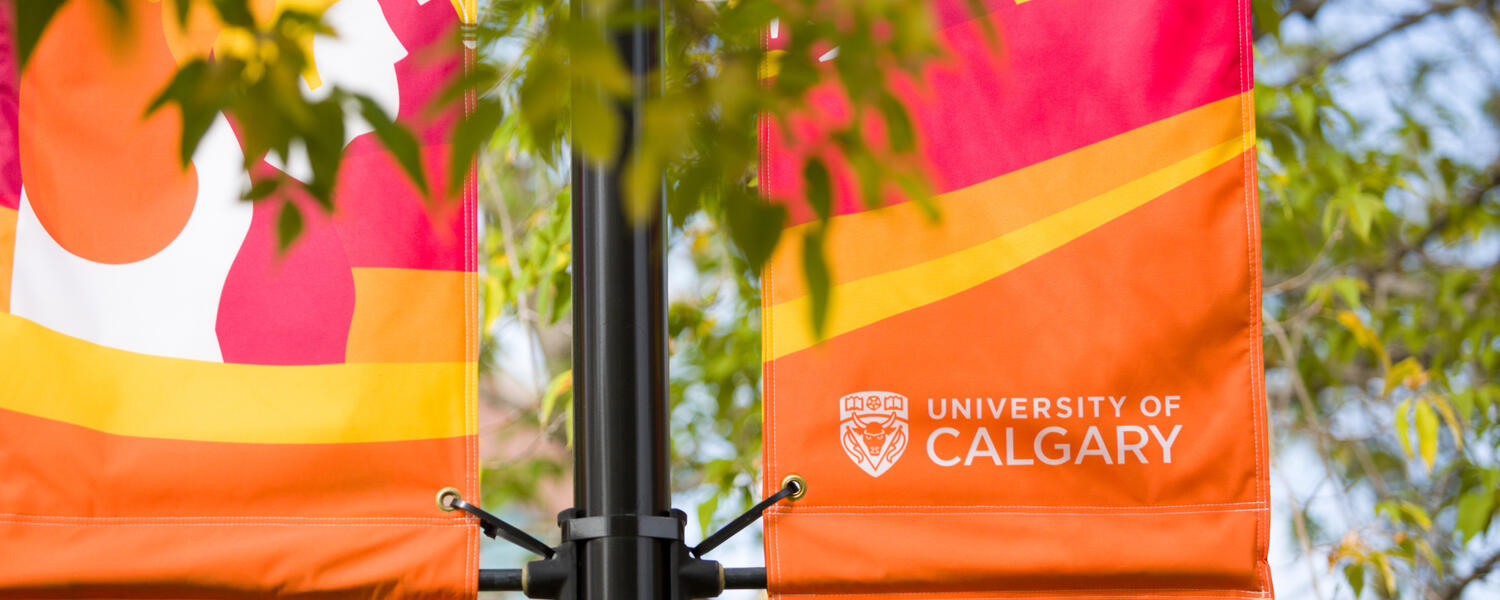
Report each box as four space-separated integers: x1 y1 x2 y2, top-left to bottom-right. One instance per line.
1254 0 1500 597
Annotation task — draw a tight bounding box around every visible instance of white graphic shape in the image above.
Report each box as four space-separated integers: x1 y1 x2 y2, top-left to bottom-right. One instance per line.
839 391 909 477
11 116 253 361
267 0 407 182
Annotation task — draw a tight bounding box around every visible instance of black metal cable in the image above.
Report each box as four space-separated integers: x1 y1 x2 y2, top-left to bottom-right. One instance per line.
448 496 556 559
691 479 801 557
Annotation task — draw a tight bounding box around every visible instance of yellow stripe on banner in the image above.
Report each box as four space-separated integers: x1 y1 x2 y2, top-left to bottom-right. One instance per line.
0 312 472 443
450 0 477 24
767 93 1249 304
768 132 1252 360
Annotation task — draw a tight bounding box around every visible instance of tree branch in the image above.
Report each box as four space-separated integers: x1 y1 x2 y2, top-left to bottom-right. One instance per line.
1291 0 1483 82
1380 159 1500 272
1255 0 1330 42
1441 547 1500 600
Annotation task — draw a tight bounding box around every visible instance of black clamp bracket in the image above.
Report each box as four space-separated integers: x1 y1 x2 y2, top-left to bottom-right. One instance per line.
561 514 684 543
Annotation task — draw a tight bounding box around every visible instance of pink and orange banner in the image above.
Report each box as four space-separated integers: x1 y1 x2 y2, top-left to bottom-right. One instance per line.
0 1 479 596
761 0 1270 598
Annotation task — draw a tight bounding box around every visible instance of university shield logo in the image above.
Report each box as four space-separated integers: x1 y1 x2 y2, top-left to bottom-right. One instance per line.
839 391 909 477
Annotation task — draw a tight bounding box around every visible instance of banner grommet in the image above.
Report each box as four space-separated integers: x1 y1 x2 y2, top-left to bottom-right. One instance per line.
436 487 463 512
781 475 806 501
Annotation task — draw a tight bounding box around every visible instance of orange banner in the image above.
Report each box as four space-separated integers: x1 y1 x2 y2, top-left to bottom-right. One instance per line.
760 1 1270 598
0 1 478 596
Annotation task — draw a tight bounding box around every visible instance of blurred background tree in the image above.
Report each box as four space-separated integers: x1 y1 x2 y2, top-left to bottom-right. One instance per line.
14 0 1500 598
1253 1 1500 598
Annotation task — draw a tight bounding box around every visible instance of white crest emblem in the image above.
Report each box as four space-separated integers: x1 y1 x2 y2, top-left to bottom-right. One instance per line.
839 391 909 477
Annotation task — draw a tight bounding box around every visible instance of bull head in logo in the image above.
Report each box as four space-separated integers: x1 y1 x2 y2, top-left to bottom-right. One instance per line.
838 391 909 477
856 413 900 456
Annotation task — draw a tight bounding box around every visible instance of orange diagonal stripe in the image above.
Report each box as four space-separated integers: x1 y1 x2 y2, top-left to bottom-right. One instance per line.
767 133 1253 360
766 92 1249 305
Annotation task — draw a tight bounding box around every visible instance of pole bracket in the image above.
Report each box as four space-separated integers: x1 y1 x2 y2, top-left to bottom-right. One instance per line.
562 514 684 543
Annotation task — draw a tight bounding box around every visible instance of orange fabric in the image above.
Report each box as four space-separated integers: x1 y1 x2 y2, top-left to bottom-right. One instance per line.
347 267 467 362
0 1 478 597
763 154 1268 598
0 407 468 519
767 511 1262 595
760 1 1268 598
0 520 472 599
0 406 477 597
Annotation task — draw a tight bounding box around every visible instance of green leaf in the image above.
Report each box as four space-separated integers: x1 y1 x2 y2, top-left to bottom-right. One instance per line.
573 91 622 162
539 370 573 426
535 272 557 322
1374 553 1396 595
622 153 661 224
1337 310 1389 367
1384 357 1424 397
1394 399 1413 459
243 177 282 201
211 0 256 28
548 272 572 325
876 93 915 153
1329 276 1366 309
803 158 832 222
1252 0 1282 40
172 0 192 28
146 59 219 167
1398 500 1432 530
1415 538 1442 577
723 195 786 270
16 0 127 68
564 20 632 96
801 228 832 340
1292 90 1316 135
1415 399 1439 470
696 491 720 539
1456 490 1496 543
1343 563 1365 598
298 99 347 208
1347 192 1385 241
1428 394 1463 451
356 95 428 196
482 274 505 332
276 202 303 253
15 0 67 69
961 0 999 49
449 96 503 194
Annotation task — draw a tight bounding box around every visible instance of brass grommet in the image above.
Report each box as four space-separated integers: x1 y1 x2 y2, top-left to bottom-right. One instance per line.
436 487 463 512
782 474 807 500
